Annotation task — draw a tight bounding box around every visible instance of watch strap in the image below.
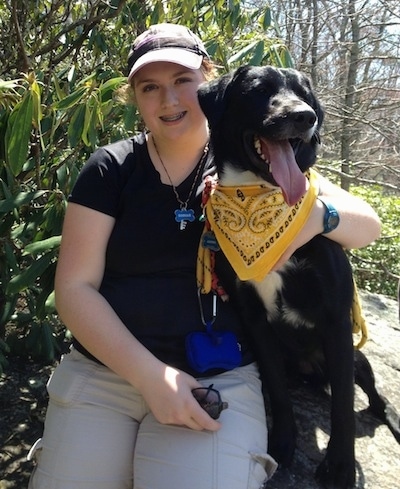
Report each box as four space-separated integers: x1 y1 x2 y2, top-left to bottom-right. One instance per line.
318 197 340 234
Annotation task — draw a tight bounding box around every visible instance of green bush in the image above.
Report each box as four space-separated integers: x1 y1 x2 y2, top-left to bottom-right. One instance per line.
0 0 285 369
350 186 400 298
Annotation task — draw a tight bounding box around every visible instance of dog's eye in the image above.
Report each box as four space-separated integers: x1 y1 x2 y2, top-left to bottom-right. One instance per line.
255 83 272 95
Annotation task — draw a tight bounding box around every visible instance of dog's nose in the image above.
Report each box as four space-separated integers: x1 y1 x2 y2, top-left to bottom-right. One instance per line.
290 108 317 130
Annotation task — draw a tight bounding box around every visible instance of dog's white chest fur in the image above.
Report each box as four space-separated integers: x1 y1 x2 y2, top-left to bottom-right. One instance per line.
250 263 314 329
250 271 284 319
219 164 273 187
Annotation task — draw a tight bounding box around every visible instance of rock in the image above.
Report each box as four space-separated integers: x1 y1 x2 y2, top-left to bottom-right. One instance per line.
266 291 400 489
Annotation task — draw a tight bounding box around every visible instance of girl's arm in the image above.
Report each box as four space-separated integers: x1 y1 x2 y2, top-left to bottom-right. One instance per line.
272 174 381 270
55 202 220 432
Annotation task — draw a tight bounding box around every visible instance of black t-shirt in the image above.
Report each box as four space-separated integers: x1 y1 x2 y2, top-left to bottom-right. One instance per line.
69 133 253 376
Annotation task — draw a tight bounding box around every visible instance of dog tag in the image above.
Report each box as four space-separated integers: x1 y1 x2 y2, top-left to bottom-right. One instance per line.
175 208 195 230
202 231 220 251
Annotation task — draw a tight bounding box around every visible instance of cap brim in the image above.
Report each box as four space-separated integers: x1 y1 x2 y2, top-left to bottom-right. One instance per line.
128 48 203 80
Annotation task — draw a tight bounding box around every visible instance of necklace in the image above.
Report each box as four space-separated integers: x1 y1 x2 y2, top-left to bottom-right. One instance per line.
152 136 209 230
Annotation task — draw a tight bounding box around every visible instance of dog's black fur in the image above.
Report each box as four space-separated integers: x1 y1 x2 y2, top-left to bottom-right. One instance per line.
198 65 400 488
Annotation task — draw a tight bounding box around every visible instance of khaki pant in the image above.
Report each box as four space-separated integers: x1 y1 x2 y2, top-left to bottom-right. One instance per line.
28 348 277 489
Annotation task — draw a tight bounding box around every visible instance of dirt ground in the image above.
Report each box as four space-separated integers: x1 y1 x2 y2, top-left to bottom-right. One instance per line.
0 358 54 488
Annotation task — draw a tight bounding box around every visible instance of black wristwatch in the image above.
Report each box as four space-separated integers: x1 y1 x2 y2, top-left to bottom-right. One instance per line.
318 197 340 234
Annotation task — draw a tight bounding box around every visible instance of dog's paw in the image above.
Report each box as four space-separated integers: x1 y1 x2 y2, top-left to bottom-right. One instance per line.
315 455 356 488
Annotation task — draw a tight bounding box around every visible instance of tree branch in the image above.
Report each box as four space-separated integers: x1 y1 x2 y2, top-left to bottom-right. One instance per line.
9 0 31 72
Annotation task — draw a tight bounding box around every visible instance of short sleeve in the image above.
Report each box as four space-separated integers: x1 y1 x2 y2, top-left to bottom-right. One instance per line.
69 138 136 217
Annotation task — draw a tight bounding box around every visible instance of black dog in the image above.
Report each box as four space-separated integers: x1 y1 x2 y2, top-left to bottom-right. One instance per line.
197 65 400 488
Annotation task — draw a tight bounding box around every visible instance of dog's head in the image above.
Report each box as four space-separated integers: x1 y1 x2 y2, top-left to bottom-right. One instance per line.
198 65 324 205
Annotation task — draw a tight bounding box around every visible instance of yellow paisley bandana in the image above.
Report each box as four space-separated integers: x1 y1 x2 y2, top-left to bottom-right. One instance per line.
196 168 368 348
205 168 319 282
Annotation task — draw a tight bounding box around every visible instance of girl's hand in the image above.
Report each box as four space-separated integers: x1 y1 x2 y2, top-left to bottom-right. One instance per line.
138 363 222 432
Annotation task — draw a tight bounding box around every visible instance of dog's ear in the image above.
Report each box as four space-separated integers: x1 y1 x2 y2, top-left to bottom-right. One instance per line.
197 72 235 128
198 66 251 128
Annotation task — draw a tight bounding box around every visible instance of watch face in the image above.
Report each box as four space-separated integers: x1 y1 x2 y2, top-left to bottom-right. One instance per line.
319 197 340 233
328 214 340 229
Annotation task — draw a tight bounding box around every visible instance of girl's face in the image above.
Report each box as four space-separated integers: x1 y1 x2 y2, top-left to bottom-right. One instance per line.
132 62 207 142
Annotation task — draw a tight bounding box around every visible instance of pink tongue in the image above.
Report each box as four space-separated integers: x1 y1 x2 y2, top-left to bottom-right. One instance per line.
262 139 307 206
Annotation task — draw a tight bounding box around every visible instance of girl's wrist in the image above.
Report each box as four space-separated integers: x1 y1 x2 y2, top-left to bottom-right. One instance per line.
317 197 340 234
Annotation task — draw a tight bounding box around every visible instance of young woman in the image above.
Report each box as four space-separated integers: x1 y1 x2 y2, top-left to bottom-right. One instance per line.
28 23 381 489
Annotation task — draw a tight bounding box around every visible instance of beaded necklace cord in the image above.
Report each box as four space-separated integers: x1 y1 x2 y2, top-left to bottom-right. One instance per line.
152 135 209 230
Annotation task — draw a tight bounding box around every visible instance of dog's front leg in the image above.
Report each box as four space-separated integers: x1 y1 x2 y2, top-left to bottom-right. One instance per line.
315 317 356 489
258 332 297 468
236 282 297 467
215 256 298 466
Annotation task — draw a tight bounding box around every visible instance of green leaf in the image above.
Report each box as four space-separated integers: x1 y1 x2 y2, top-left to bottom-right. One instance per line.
269 44 294 68
67 104 85 147
4 240 18 271
53 74 65 100
6 91 33 176
0 296 18 327
88 105 98 148
23 235 62 255
261 7 272 30
282 49 295 68
67 65 76 83
99 77 127 101
82 102 94 147
123 105 139 132
6 252 54 295
40 322 59 362
52 86 87 110
31 79 43 128
45 290 56 313
249 41 265 66
0 79 22 90
228 40 262 65
0 190 46 213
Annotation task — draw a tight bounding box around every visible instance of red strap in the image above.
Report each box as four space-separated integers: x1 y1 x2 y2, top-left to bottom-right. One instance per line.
201 177 228 299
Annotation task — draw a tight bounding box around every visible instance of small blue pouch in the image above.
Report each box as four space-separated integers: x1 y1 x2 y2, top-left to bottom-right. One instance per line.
187 289 242 373
186 327 242 373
